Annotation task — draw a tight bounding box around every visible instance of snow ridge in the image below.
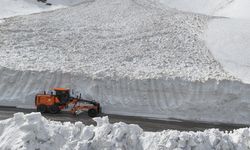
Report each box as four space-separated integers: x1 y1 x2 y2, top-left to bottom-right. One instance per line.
1 113 250 150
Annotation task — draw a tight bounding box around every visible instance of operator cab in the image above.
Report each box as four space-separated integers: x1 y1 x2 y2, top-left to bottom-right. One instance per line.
53 88 70 104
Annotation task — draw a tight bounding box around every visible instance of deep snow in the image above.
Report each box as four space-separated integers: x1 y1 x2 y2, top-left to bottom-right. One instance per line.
0 0 86 19
159 0 232 16
0 0 233 81
159 0 250 19
1 0 250 124
1 113 250 150
159 0 250 83
1 67 250 124
205 19 250 84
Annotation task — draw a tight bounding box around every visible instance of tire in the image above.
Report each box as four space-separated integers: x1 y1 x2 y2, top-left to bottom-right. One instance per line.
48 105 60 114
37 105 47 113
88 109 97 117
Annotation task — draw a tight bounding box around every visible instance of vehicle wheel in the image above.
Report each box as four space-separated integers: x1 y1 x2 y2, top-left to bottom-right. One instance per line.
88 109 97 117
37 105 47 113
48 105 60 114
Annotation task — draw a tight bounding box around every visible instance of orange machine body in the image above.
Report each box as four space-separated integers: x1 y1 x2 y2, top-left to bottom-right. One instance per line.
35 88 101 117
35 94 60 106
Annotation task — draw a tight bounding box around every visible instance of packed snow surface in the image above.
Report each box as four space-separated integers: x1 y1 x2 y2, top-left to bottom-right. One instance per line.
1 113 250 150
205 19 250 83
159 0 250 19
0 0 86 19
159 0 232 16
202 0 250 83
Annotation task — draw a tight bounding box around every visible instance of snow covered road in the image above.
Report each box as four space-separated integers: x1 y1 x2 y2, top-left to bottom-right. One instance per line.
0 106 247 132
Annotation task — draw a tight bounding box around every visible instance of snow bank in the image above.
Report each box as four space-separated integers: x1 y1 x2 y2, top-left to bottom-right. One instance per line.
0 0 86 19
0 113 250 150
205 19 250 84
158 0 250 19
1 67 250 124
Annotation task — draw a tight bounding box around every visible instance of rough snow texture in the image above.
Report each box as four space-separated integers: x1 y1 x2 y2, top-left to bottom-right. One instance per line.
0 0 233 81
1 113 250 150
0 0 86 19
159 0 250 83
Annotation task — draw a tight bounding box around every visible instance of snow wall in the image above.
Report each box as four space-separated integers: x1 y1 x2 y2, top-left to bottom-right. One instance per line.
1 66 250 124
1 113 250 150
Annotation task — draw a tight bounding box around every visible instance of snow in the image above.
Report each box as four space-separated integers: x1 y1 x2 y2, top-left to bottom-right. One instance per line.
1 67 250 124
216 0 250 19
1 112 250 150
158 0 232 16
0 0 250 124
0 0 233 81
205 19 250 83
159 0 250 19
0 0 86 19
156 0 250 83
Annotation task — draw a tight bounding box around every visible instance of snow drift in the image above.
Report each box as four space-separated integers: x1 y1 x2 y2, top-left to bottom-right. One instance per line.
0 0 86 19
205 19 250 84
158 0 250 84
0 0 233 81
159 0 250 19
1 0 250 124
1 113 250 150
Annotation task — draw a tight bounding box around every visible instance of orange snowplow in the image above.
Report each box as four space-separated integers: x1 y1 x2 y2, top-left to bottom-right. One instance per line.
35 88 101 117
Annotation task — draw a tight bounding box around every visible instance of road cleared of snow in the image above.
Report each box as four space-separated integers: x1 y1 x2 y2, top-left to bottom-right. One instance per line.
0 112 250 150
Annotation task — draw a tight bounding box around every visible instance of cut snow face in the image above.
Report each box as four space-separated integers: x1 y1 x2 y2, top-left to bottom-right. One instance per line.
1 113 250 150
0 0 87 19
